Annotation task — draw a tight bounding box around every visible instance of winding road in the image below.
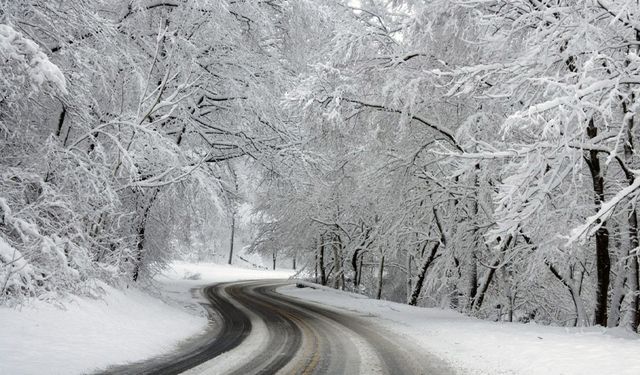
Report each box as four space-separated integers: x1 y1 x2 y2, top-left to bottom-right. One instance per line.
105 280 452 375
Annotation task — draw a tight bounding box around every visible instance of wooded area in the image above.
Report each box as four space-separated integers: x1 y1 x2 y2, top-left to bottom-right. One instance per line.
2 0 640 331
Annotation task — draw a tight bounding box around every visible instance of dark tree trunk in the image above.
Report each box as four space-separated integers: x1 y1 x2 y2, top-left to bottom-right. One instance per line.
132 188 159 281
623 97 640 331
352 228 370 288
586 118 611 326
318 235 326 285
55 104 66 138
376 254 385 300
132 224 145 282
332 233 344 289
272 249 277 270
406 252 413 302
472 236 512 311
352 248 361 288
468 252 478 310
468 165 480 309
408 242 440 306
314 253 318 284
473 261 498 311
228 215 235 265
628 233 640 331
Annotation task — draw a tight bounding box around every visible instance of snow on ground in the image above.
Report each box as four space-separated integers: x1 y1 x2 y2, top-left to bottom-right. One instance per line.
0 262 293 375
161 261 295 284
280 282 640 375
0 282 206 375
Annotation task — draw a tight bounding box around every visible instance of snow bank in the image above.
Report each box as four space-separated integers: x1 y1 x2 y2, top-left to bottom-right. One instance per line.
0 281 207 375
281 283 640 375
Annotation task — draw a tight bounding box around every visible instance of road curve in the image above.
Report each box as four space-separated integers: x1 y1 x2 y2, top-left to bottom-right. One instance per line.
103 280 452 375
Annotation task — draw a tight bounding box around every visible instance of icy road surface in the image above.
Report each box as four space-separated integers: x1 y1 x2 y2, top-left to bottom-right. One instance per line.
106 280 452 375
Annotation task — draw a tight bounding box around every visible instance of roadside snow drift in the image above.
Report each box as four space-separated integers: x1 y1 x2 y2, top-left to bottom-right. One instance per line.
0 282 206 375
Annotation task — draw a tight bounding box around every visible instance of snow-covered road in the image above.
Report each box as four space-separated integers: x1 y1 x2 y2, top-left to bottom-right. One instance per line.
111 280 452 375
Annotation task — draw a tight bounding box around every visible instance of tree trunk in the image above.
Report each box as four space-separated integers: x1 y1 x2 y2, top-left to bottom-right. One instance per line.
55 104 66 138
132 188 159 281
314 253 318 284
608 269 626 327
472 236 512 311
569 281 589 327
272 249 277 270
408 242 440 306
132 102 191 282
467 165 480 309
468 250 478 310
406 252 413 303
473 262 498 311
626 238 640 331
608 242 626 327
352 248 361 288
502 268 514 323
318 235 326 286
228 215 235 265
357 256 363 287
376 254 385 300
132 224 145 282
352 228 370 288
332 233 343 289
623 96 640 331
546 260 589 327
586 118 611 326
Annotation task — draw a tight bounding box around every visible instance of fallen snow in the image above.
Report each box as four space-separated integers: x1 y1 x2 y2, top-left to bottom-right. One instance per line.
0 282 206 375
0 262 294 375
161 261 295 285
280 282 640 375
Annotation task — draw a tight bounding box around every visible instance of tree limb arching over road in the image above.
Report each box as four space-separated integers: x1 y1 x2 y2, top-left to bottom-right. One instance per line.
105 281 452 375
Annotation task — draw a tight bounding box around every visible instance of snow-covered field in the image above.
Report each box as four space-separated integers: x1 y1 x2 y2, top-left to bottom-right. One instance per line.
0 262 293 375
281 283 640 375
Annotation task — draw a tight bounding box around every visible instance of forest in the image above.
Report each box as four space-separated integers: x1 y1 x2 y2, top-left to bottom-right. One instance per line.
2 0 640 332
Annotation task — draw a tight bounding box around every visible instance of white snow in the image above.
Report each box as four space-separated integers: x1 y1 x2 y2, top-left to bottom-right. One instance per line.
280 282 640 375
0 262 293 375
0 236 35 295
0 24 67 93
161 261 295 285
0 281 205 375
